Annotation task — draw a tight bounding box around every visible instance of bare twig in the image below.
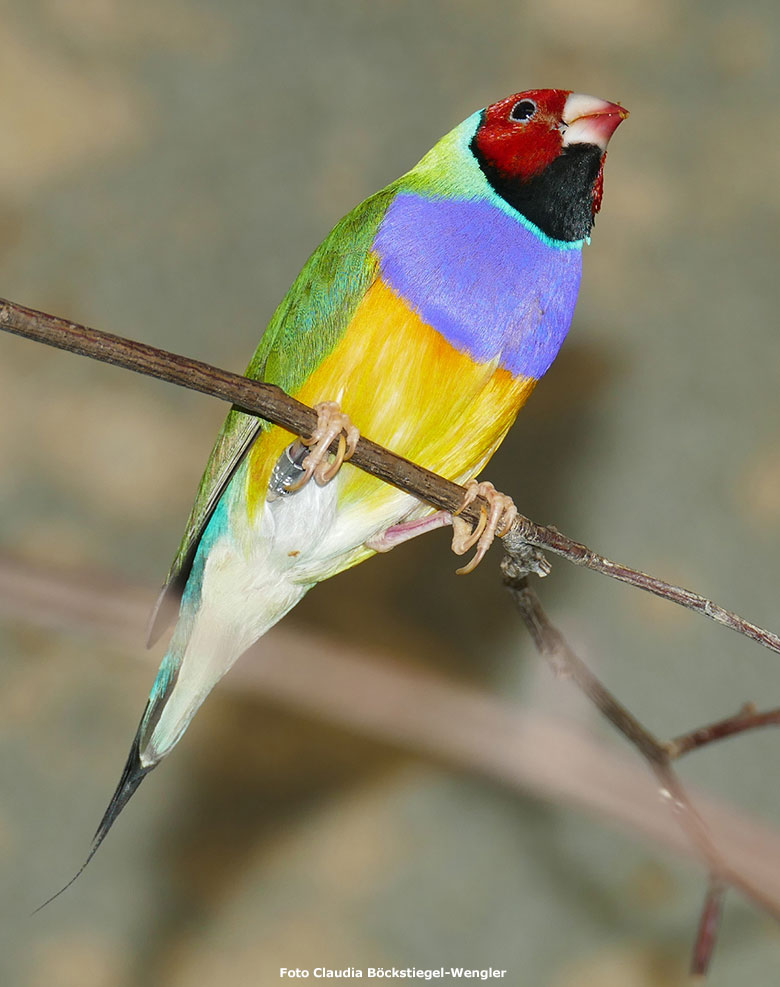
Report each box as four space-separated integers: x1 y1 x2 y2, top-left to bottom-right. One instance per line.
669 703 780 759
0 296 482 526
691 880 727 980
2 294 780 662
501 556 666 767
500 560 780 974
502 525 780 658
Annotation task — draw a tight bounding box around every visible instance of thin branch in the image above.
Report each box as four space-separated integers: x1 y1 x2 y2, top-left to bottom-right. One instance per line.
502 564 710 851
502 525 780 658
500 559 780 973
2 294 780 663
691 880 727 980
0 296 482 525
501 556 667 767
668 703 780 759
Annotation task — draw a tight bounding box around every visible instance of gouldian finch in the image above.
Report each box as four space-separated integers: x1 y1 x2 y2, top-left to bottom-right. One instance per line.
48 88 627 896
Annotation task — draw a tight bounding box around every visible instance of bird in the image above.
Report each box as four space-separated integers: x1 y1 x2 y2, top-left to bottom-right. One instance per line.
41 88 627 904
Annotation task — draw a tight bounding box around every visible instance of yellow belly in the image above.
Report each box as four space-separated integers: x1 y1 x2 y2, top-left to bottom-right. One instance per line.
245 276 536 524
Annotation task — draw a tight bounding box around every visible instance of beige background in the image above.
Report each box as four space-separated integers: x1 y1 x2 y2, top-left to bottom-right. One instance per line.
2 1 780 984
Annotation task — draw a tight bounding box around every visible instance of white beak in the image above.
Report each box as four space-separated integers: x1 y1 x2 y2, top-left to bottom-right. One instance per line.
561 93 629 151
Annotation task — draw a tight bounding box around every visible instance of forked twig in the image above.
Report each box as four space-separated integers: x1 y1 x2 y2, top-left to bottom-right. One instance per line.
501 558 778 976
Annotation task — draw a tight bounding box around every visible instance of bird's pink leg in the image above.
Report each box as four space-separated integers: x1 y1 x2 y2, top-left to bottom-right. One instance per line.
366 512 453 553
451 480 518 575
367 480 516 573
285 401 360 491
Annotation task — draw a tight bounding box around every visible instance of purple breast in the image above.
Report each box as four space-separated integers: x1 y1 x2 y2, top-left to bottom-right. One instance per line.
373 192 582 379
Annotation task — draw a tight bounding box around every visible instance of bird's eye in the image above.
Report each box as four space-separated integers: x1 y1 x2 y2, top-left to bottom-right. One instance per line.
510 99 537 122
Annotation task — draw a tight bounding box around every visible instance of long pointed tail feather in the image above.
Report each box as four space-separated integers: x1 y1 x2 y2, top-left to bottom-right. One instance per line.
32 711 152 913
34 538 300 912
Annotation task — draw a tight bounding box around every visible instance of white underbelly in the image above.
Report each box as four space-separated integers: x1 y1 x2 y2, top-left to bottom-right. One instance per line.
253 463 420 583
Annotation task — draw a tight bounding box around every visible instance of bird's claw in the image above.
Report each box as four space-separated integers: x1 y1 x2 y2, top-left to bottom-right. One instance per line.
451 480 518 575
285 401 360 492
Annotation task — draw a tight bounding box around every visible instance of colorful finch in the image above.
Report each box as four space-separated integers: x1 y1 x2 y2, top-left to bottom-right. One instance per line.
45 89 627 901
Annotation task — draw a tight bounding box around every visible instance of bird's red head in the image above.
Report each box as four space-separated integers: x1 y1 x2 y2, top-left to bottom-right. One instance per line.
471 89 628 241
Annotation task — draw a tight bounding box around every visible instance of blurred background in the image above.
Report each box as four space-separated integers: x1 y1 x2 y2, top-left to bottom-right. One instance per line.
1 1 780 984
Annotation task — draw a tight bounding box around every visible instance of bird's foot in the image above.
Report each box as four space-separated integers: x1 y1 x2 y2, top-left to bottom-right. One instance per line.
285 401 360 492
451 480 518 575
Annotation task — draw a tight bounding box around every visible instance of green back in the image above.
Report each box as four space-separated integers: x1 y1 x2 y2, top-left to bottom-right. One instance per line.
148 185 398 641
148 111 492 643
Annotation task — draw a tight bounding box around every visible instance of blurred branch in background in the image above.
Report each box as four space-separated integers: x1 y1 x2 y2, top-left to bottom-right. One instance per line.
0 549 779 876
2 554 780 926
2 295 780 977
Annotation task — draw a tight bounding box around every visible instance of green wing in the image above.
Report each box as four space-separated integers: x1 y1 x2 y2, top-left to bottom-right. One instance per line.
147 185 397 645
